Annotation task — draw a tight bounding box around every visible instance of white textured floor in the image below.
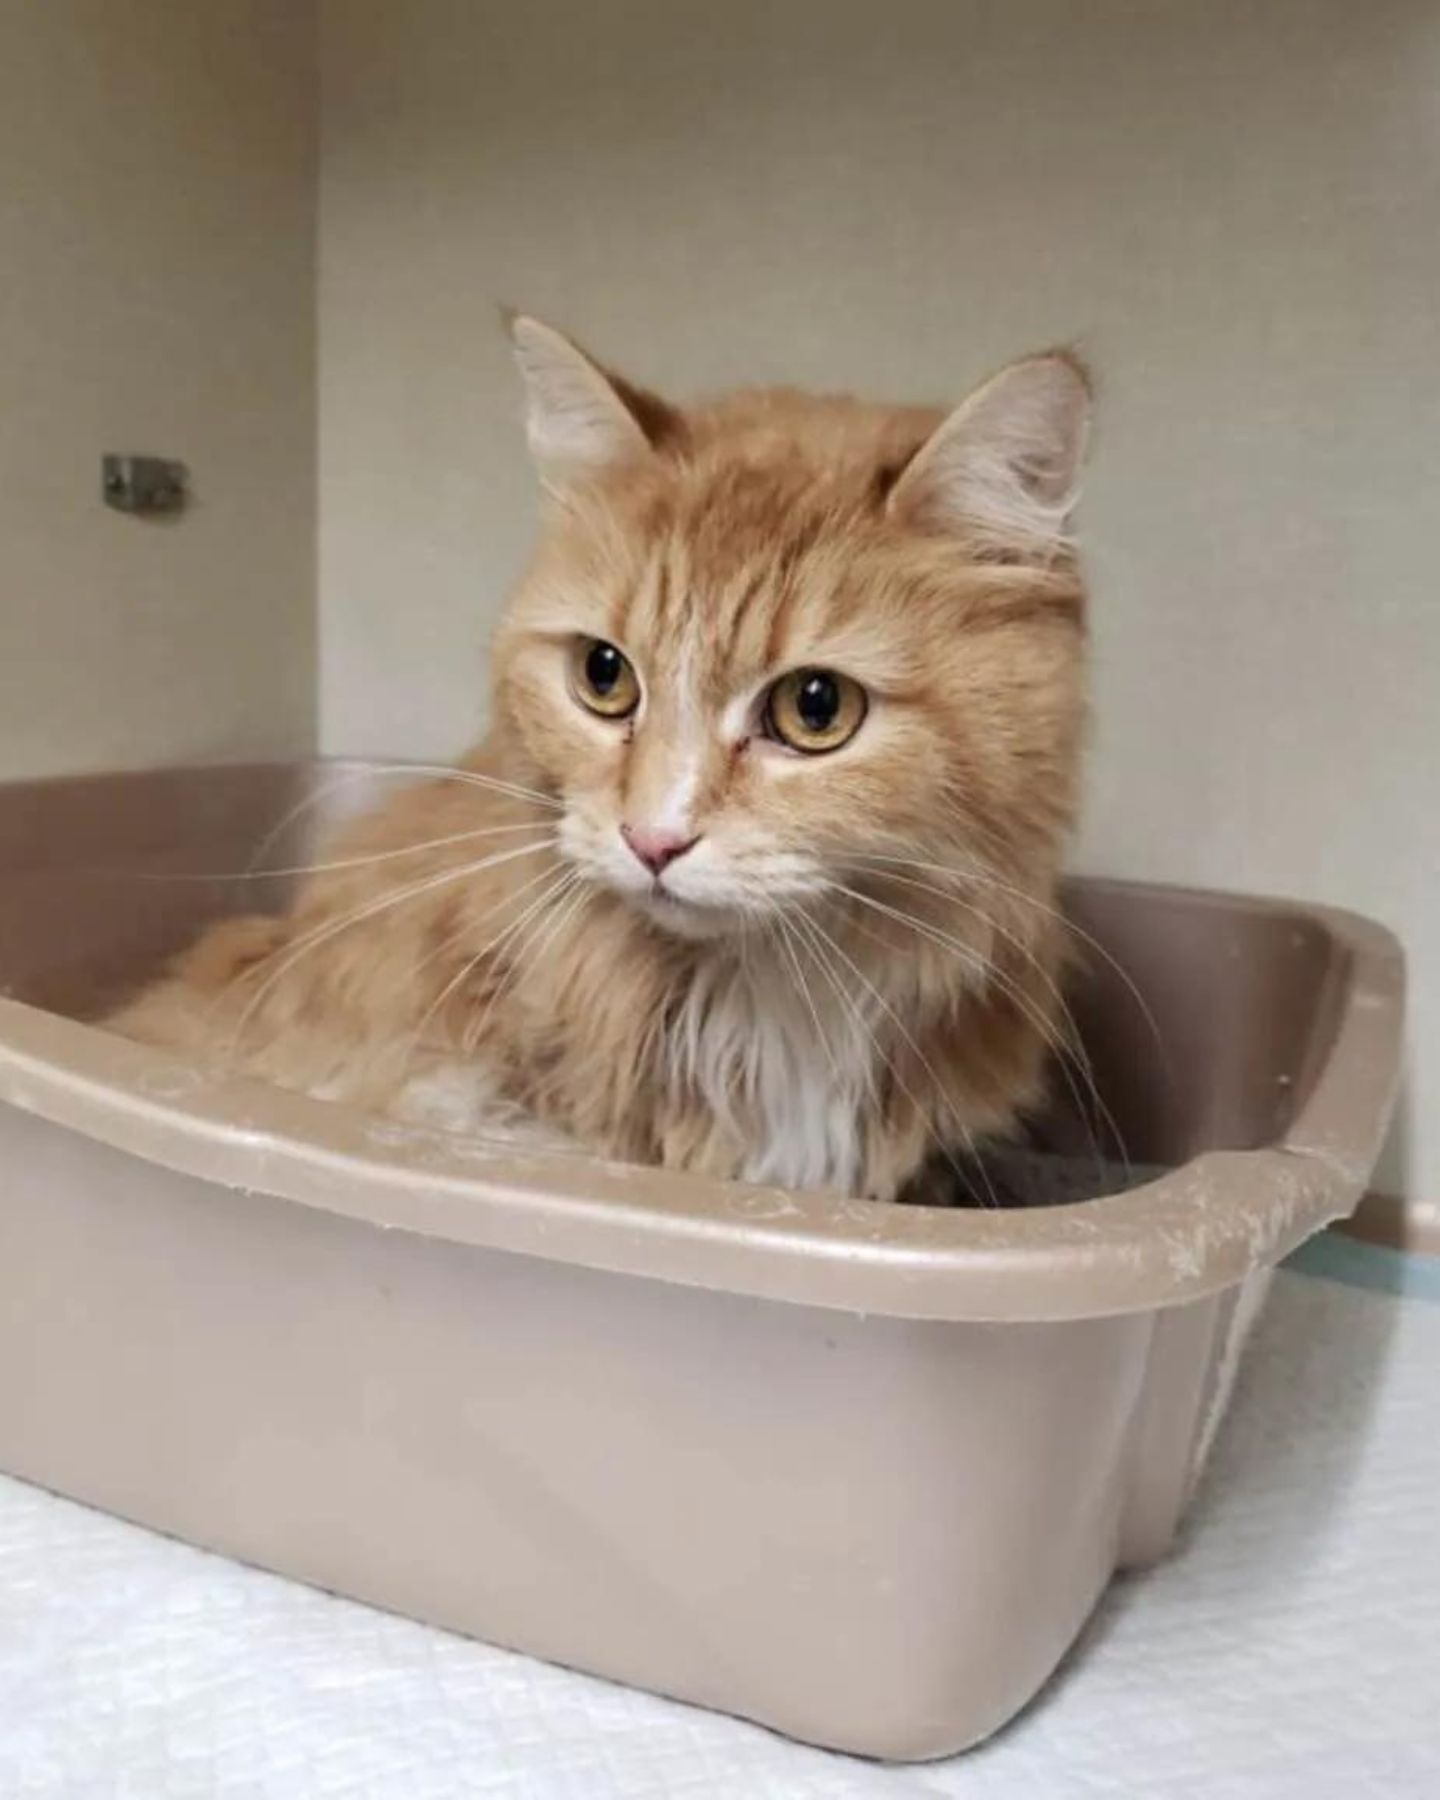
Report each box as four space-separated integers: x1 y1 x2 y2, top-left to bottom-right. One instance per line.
2 1244 1437 1800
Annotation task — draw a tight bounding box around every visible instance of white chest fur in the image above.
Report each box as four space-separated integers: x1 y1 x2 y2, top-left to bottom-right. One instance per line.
668 952 875 1194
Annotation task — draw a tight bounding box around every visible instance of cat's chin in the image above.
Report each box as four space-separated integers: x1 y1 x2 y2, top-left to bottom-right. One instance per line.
630 889 744 942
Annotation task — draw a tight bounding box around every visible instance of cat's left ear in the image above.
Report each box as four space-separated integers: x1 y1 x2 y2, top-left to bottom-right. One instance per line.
887 351 1091 560
507 313 675 497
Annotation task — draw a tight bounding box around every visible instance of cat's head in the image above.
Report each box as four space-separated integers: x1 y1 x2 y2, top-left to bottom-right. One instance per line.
492 316 1091 941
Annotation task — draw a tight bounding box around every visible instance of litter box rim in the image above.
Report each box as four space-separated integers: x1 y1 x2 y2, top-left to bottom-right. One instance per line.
0 873 1401 1324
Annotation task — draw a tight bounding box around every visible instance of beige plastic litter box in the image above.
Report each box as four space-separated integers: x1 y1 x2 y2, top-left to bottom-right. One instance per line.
0 762 1404 1759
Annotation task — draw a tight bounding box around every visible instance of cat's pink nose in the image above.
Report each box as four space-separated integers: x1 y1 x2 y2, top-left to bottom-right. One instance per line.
620 823 699 876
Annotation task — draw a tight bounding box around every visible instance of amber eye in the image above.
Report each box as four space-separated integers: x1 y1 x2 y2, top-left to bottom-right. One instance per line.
570 638 640 718
763 668 867 754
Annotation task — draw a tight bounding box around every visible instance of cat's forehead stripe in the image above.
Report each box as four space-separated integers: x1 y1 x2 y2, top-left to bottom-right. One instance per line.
621 515 833 698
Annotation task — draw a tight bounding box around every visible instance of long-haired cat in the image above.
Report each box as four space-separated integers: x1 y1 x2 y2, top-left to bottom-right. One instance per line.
112 316 1092 1202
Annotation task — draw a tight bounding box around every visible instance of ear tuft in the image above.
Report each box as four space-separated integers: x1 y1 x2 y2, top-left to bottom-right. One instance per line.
887 351 1092 559
507 314 658 494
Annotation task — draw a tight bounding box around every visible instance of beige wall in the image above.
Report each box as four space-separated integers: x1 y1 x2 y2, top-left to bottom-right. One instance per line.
320 0 1439 1198
0 0 317 777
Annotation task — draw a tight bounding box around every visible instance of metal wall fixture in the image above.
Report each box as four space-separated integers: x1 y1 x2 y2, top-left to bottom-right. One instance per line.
102 455 189 516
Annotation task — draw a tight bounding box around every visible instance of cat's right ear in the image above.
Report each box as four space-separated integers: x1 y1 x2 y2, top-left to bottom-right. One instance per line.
886 350 1092 561
507 313 670 497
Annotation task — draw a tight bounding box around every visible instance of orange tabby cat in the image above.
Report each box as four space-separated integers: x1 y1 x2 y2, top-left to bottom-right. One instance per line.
113 316 1092 1202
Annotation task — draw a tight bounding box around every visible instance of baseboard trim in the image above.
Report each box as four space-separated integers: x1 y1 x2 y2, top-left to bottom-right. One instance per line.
1338 1192 1440 1257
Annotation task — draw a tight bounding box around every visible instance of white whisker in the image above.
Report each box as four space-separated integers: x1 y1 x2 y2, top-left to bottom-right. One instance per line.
461 870 588 1056
142 820 556 885
853 850 1164 1057
243 761 563 877
839 881 1127 1180
222 839 557 1054
401 860 577 1068
771 914 847 1097
791 908 998 1208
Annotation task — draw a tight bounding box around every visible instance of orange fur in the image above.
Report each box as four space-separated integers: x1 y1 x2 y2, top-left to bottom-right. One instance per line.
113 319 1092 1201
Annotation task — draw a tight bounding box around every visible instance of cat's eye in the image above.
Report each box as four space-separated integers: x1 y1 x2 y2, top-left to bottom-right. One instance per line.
763 668 867 754
570 638 640 719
